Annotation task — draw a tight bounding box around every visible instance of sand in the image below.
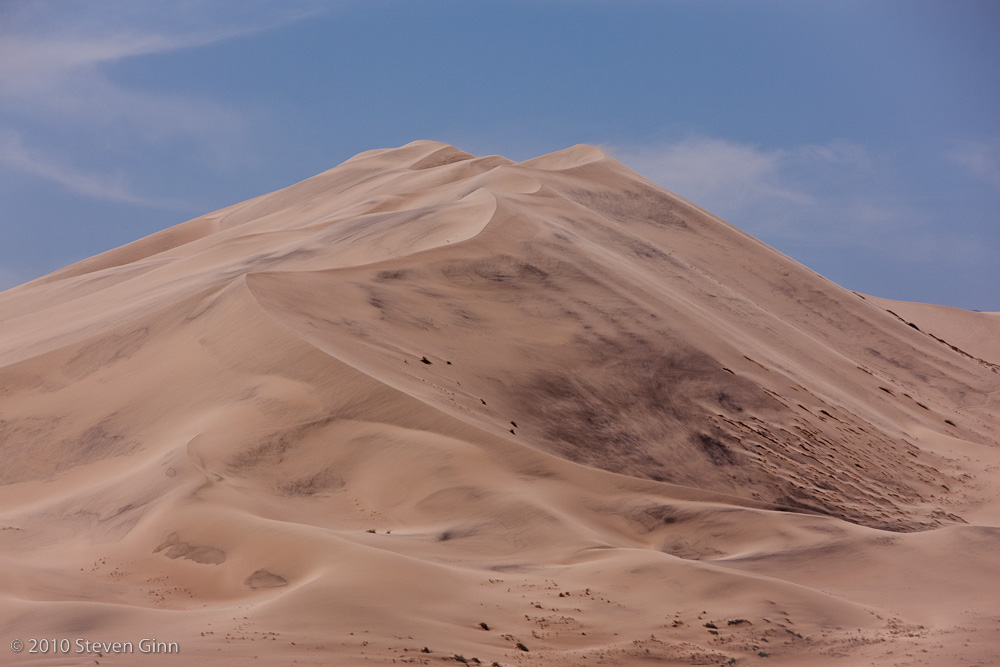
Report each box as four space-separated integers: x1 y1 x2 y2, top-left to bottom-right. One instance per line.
0 140 997 665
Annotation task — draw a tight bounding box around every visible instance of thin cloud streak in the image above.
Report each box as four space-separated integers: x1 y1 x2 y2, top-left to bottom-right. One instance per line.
608 136 988 266
0 131 184 208
0 0 324 78
610 138 813 214
948 139 1000 192
0 7 267 139
0 2 327 201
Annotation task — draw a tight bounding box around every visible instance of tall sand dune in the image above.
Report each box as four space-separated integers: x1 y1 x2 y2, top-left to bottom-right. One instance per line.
1 141 998 665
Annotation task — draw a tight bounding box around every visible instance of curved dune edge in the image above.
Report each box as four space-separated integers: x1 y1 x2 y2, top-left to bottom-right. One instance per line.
0 142 998 665
863 293 1000 369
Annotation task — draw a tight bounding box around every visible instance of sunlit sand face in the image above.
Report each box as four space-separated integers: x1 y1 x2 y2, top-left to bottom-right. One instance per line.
1 141 998 666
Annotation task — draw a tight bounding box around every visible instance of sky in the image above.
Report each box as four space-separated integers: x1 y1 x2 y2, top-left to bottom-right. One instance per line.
1 0 998 310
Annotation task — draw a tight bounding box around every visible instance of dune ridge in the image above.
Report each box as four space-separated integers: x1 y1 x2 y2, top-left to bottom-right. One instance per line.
1 140 998 665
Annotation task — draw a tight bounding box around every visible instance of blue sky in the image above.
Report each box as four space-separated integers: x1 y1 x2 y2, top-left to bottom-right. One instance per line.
1 0 998 310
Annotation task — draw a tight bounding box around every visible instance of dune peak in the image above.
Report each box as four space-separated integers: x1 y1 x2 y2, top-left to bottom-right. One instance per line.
519 143 612 170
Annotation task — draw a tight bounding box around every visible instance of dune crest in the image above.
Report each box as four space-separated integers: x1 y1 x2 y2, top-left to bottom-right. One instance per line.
1 142 998 665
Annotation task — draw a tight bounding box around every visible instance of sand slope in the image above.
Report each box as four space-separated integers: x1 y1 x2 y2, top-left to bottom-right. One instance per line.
1 141 998 665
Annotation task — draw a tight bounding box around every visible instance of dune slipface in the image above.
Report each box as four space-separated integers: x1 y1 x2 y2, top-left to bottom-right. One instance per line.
1 141 998 666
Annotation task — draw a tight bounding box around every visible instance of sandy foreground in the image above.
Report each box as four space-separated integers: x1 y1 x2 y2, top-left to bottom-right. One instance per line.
0 141 997 666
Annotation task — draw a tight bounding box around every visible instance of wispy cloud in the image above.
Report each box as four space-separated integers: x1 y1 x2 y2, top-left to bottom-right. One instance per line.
0 1 325 203
607 136 985 264
0 130 180 208
609 137 813 217
0 1 323 89
0 3 277 133
947 139 1000 192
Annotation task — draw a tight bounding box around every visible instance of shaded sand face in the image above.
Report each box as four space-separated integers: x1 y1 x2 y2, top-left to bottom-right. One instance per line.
1 141 998 665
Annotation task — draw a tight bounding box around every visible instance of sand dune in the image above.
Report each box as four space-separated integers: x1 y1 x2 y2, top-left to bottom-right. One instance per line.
1 140 998 665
